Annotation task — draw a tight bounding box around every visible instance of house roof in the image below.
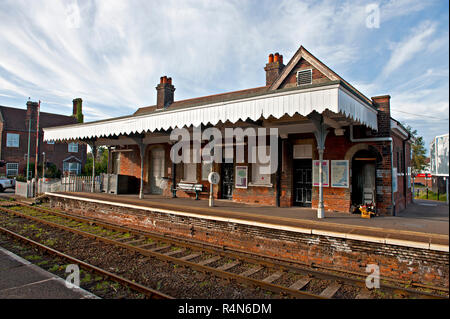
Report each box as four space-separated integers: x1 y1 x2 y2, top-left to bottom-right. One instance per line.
135 86 269 116
0 105 78 132
134 46 374 118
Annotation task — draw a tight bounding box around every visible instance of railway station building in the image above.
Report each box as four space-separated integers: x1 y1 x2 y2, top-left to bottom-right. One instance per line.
43 46 413 216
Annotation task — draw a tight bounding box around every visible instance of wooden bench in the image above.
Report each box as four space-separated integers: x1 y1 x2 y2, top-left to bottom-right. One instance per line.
176 183 205 200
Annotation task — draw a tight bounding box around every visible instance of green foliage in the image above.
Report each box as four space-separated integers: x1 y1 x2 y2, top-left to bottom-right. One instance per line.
83 147 108 175
45 163 62 179
416 190 447 202
15 175 27 182
23 162 61 179
402 124 428 176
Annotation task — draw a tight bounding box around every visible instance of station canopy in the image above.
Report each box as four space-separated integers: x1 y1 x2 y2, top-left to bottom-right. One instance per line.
43 82 378 143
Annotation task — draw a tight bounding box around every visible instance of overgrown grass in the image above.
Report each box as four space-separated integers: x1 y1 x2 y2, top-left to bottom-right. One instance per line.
415 190 447 202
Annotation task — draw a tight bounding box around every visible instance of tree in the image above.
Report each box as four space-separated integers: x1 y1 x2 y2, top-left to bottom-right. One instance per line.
83 146 108 175
403 124 428 176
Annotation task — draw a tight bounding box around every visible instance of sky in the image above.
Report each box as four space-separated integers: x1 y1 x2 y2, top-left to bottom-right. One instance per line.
0 0 448 152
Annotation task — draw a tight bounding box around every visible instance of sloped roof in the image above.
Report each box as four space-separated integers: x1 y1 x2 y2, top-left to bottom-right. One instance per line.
0 105 78 132
135 86 269 116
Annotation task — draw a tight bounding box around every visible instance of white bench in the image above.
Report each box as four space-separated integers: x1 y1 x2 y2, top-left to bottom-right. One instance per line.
176 183 205 200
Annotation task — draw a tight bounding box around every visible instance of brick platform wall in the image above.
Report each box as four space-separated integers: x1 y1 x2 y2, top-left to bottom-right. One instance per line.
49 195 449 288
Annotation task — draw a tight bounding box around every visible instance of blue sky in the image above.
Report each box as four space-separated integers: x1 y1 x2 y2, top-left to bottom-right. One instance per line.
0 0 448 152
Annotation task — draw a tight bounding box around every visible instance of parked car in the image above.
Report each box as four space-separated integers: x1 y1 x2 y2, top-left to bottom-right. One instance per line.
0 178 15 192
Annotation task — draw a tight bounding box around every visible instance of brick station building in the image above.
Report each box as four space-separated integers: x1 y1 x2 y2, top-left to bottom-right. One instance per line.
43 46 413 216
0 99 87 178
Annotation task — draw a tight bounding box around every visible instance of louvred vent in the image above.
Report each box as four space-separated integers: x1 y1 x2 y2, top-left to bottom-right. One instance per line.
297 70 312 86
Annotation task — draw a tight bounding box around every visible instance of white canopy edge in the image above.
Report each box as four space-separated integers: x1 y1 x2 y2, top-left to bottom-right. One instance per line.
44 83 378 142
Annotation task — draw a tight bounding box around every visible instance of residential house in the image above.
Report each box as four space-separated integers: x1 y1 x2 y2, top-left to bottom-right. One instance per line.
0 99 87 178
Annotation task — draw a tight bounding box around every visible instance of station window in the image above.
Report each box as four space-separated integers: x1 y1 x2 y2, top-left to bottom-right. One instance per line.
6 163 19 177
183 162 197 182
6 133 20 147
250 146 272 186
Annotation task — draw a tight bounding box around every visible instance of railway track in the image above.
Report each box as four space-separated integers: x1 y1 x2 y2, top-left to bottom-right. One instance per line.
0 226 172 299
0 200 447 299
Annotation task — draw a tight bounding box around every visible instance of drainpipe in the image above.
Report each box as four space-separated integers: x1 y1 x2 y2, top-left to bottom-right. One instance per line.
276 137 282 207
403 133 411 208
350 125 396 216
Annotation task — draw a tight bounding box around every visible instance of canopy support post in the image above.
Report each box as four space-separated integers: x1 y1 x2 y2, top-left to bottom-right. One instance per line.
131 135 146 200
309 113 329 219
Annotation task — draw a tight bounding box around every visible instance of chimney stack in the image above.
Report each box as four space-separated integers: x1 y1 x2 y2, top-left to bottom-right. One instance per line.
372 95 391 137
72 98 84 123
25 100 38 130
264 52 285 86
156 76 175 109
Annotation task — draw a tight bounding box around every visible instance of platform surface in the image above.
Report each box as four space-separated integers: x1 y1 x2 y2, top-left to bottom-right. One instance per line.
48 192 449 249
0 246 98 299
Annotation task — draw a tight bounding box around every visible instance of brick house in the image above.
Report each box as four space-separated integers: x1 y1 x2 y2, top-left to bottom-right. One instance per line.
0 99 87 178
43 46 413 215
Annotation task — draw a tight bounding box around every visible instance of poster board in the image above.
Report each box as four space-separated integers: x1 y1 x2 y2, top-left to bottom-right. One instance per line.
331 160 349 188
312 160 329 187
393 167 398 193
235 166 248 189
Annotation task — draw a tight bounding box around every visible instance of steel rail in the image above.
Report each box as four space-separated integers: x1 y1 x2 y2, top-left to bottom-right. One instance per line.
2 203 447 299
15 201 440 292
0 226 172 299
0 205 324 299
19 202 450 296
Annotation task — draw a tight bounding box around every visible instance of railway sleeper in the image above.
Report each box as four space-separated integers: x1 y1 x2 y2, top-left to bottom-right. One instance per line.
319 283 342 298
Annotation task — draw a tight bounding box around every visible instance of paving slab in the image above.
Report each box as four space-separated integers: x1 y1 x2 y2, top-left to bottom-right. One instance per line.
0 247 99 299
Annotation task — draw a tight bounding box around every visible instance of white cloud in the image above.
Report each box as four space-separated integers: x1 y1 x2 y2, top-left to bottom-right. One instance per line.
0 0 447 143
381 21 436 78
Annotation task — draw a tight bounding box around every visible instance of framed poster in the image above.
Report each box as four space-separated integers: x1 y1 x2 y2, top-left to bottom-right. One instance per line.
331 160 349 188
235 166 248 189
312 160 329 187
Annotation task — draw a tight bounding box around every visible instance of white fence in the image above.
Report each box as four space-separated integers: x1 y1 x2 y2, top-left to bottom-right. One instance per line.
60 175 102 193
15 176 103 198
15 181 34 198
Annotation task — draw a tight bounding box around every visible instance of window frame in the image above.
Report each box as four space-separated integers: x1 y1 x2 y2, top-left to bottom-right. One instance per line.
63 162 80 175
249 146 272 187
68 143 78 153
6 133 20 148
182 162 197 183
6 163 19 177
